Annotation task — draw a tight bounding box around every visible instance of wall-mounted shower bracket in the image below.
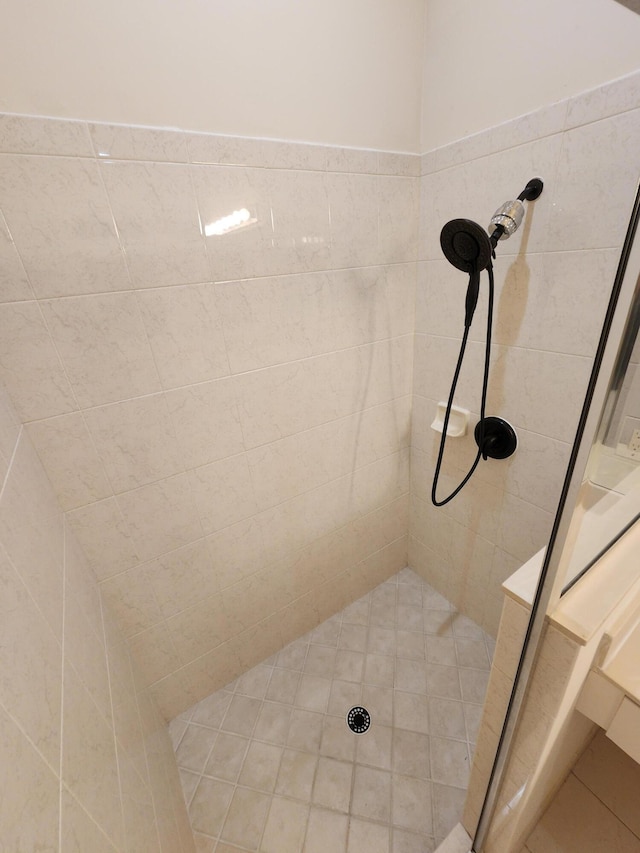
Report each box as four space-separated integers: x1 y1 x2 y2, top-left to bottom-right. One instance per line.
474 416 518 460
518 177 544 201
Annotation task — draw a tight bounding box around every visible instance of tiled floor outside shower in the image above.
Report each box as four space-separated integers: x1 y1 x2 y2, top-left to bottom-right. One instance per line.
169 568 494 853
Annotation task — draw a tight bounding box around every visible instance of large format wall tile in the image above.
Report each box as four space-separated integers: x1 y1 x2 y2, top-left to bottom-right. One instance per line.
0 300 77 421
99 160 208 289
0 389 195 851
0 154 128 298
40 292 162 408
3 83 634 713
411 76 640 636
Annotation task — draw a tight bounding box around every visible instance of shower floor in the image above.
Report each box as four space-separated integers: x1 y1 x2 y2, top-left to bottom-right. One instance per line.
169 568 494 853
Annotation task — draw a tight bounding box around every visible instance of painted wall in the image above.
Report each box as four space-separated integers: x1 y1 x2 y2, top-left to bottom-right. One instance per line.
0 116 415 719
410 70 640 634
0 385 194 851
523 731 640 851
0 0 425 153
421 0 640 150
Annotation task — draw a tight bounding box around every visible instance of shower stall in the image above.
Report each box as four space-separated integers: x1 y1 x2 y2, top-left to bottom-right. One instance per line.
0 51 639 853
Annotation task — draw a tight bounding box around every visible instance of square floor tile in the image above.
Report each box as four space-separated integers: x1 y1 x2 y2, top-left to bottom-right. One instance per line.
275 749 317 801
313 757 353 812
348 818 390 853
237 740 282 792
303 807 348 853
189 777 234 837
430 737 471 789
352 766 391 822
261 797 309 853
392 775 432 835
203 731 248 782
174 569 490 853
220 787 271 849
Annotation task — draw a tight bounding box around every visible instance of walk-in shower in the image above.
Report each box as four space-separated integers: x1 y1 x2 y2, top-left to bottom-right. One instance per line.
431 178 544 506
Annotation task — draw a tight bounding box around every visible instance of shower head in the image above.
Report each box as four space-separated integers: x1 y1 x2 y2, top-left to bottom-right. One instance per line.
440 218 493 328
440 218 493 274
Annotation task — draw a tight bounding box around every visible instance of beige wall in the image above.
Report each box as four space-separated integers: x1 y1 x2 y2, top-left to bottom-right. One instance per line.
410 70 640 635
0 0 425 153
421 0 640 151
522 731 640 851
0 116 415 718
0 384 194 851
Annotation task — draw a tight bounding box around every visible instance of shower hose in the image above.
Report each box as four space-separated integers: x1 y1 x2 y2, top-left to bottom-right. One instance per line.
431 260 495 507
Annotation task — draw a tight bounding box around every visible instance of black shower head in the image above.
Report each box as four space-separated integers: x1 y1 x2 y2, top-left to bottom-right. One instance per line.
440 218 493 274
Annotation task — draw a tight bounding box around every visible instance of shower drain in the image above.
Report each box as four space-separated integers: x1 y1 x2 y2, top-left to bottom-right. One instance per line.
347 706 371 734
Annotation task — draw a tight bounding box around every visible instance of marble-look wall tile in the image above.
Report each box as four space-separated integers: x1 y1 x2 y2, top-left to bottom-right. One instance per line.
206 516 267 591
377 151 421 178
62 663 125 849
565 69 640 130
0 546 62 765
414 334 591 445
127 624 182 687
0 114 93 157
84 394 183 493
188 133 327 171
326 171 379 268
41 292 161 408
26 412 113 510
0 154 128 298
0 385 20 486
412 396 571 515
378 175 419 264
547 108 640 252
89 123 190 163
0 384 195 851
60 788 120 853
215 264 415 374
116 474 204 562
419 134 563 262
0 432 64 638
100 565 164 639
416 248 618 359
0 210 33 302
325 146 378 175
66 496 141 581
192 163 274 281
246 397 411 511
267 168 332 272
164 379 245 470
188 453 259 535
144 538 220 619
0 300 77 422
100 161 208 288
0 705 61 851
136 283 230 389
236 336 413 449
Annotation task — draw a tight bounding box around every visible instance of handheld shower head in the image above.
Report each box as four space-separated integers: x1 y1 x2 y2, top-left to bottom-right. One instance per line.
440 218 493 274
440 218 493 328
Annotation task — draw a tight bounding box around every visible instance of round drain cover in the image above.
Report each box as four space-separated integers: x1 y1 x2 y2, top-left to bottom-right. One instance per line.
347 706 371 734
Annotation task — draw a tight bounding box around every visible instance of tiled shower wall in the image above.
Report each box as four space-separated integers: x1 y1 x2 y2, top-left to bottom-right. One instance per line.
410 70 640 634
0 385 194 851
0 116 418 718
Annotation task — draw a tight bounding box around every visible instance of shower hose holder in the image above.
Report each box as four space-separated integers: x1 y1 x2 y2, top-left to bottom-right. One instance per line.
474 416 518 460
